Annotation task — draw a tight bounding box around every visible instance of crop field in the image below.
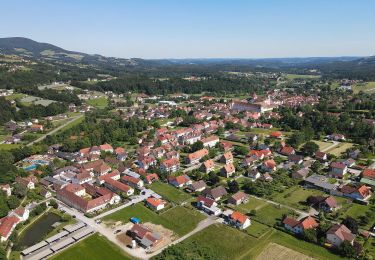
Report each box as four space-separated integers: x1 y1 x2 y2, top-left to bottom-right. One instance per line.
256 243 314 260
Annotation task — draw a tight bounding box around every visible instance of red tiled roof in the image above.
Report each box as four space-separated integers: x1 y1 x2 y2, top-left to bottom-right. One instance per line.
188 149 208 161
363 169 375 180
230 211 248 224
146 197 164 207
299 216 319 230
283 216 300 227
0 215 20 238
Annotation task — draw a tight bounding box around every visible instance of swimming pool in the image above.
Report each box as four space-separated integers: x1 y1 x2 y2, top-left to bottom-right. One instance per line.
24 164 37 171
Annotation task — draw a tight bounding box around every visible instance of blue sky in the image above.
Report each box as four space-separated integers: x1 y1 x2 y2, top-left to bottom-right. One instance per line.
1 0 374 58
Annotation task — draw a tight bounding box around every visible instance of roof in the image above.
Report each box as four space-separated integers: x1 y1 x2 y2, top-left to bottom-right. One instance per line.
121 175 142 185
203 186 227 199
201 135 219 144
327 224 355 242
0 215 20 238
197 195 216 207
280 146 295 155
324 196 338 208
100 143 113 151
169 175 190 185
315 151 327 159
330 162 347 170
230 211 248 224
203 159 215 169
263 159 276 169
65 183 85 194
299 216 319 230
230 191 248 201
223 163 235 173
222 152 233 160
188 180 207 191
283 216 300 227
363 169 375 180
270 131 282 138
188 149 208 161
105 178 132 193
161 158 180 168
146 197 165 207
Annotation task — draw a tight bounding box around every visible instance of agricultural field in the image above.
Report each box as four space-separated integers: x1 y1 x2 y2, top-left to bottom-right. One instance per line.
256 243 314 260
326 142 354 156
352 82 375 94
50 233 132 260
149 182 192 204
102 204 204 236
285 74 321 80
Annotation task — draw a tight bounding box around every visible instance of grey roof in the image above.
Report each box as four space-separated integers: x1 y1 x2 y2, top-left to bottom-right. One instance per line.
305 174 337 190
21 241 48 256
188 180 207 191
72 227 95 240
26 248 53 260
50 237 75 252
63 222 86 233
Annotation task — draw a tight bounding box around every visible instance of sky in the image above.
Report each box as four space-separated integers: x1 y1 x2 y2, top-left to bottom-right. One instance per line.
1 0 374 59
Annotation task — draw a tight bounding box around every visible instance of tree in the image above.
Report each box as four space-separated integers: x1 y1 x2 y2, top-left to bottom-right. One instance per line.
7 195 20 210
191 141 204 152
302 141 319 156
208 172 219 186
0 245 6 260
301 229 317 243
13 183 27 198
228 180 240 193
234 146 249 156
339 241 356 258
342 217 358 234
49 199 58 209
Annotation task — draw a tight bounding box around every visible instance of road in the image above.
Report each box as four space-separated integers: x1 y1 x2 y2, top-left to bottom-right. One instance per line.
27 114 83 146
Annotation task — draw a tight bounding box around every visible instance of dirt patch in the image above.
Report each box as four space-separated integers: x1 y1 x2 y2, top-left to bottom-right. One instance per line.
143 222 176 252
256 243 315 260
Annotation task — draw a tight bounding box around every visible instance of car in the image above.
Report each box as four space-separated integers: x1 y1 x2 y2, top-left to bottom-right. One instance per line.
72 215 76 218
114 229 121 234
130 217 141 224
95 220 102 224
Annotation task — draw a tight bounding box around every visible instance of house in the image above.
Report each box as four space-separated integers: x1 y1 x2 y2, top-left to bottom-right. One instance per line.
15 176 38 190
202 186 227 201
262 159 277 172
145 173 159 184
304 174 337 192
315 151 327 161
40 188 52 199
168 175 192 188
242 156 257 168
121 176 144 189
326 224 355 247
10 207 29 222
279 146 295 156
343 158 356 167
196 196 222 216
328 133 346 141
138 156 157 170
186 149 209 164
30 124 43 132
220 141 233 151
0 215 20 242
220 152 233 164
0 184 11 197
307 195 339 212
261 173 273 182
99 143 114 153
283 216 319 234
146 197 166 211
228 211 251 229
160 158 180 173
220 163 236 178
292 168 310 180
129 224 162 249
201 159 215 173
201 135 219 148
93 163 111 176
104 178 134 196
228 191 249 205
360 169 375 186
72 170 93 185
288 155 303 164
340 184 372 201
330 162 348 178
187 180 207 193
270 131 282 139
246 168 261 181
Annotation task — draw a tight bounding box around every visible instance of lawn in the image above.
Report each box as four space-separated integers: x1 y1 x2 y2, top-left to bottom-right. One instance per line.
236 197 268 213
352 82 375 94
102 204 204 236
326 142 354 156
245 220 271 238
285 74 321 80
312 140 333 151
86 97 108 108
252 204 295 227
0 143 21 150
50 233 132 260
53 115 85 134
272 186 326 211
339 203 374 230
149 182 191 204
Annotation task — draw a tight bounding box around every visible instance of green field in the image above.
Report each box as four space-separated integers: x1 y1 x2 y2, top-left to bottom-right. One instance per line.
0 143 21 150
326 142 354 156
252 204 294 227
285 74 321 80
86 97 108 108
53 115 85 134
159 223 342 260
272 186 325 211
149 182 192 204
352 82 375 94
50 233 132 260
245 220 271 238
312 140 333 151
102 204 204 236
235 197 268 213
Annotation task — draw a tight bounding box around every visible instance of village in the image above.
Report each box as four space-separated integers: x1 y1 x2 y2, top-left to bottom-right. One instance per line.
0 84 373 260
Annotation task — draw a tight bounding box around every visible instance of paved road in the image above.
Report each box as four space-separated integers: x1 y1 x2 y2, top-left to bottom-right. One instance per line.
27 114 83 146
320 141 339 152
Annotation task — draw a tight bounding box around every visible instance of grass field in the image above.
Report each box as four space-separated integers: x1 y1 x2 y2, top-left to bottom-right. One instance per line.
252 204 295 227
326 142 354 156
86 97 108 108
352 82 375 94
53 115 85 134
102 204 204 236
285 74 321 80
50 233 132 260
312 140 333 151
256 243 314 260
236 197 268 213
149 182 192 204
246 221 271 238
166 223 342 260
272 187 325 211
4 93 26 100
0 143 21 150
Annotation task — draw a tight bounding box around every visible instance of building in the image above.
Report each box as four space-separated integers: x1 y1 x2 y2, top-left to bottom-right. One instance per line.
315 151 327 161
196 196 222 216
168 175 192 188
330 162 348 178
202 186 227 201
187 180 207 193
220 152 234 164
0 184 11 197
283 216 319 234
146 197 166 211
129 224 162 249
0 215 20 242
228 191 249 205
340 184 372 201
228 211 251 229
15 176 38 190
160 158 180 173
326 224 355 247
220 163 236 178
279 146 296 156
201 159 215 173
121 176 144 189
360 169 375 187
201 135 219 148
186 149 209 164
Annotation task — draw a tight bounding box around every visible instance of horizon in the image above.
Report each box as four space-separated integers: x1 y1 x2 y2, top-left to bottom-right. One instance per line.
1 0 375 59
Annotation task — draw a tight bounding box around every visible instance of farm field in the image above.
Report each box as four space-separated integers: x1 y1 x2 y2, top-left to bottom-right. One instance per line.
256 243 314 260
102 203 204 236
149 182 192 204
285 74 321 80
50 233 132 260
326 142 354 156
352 82 375 93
